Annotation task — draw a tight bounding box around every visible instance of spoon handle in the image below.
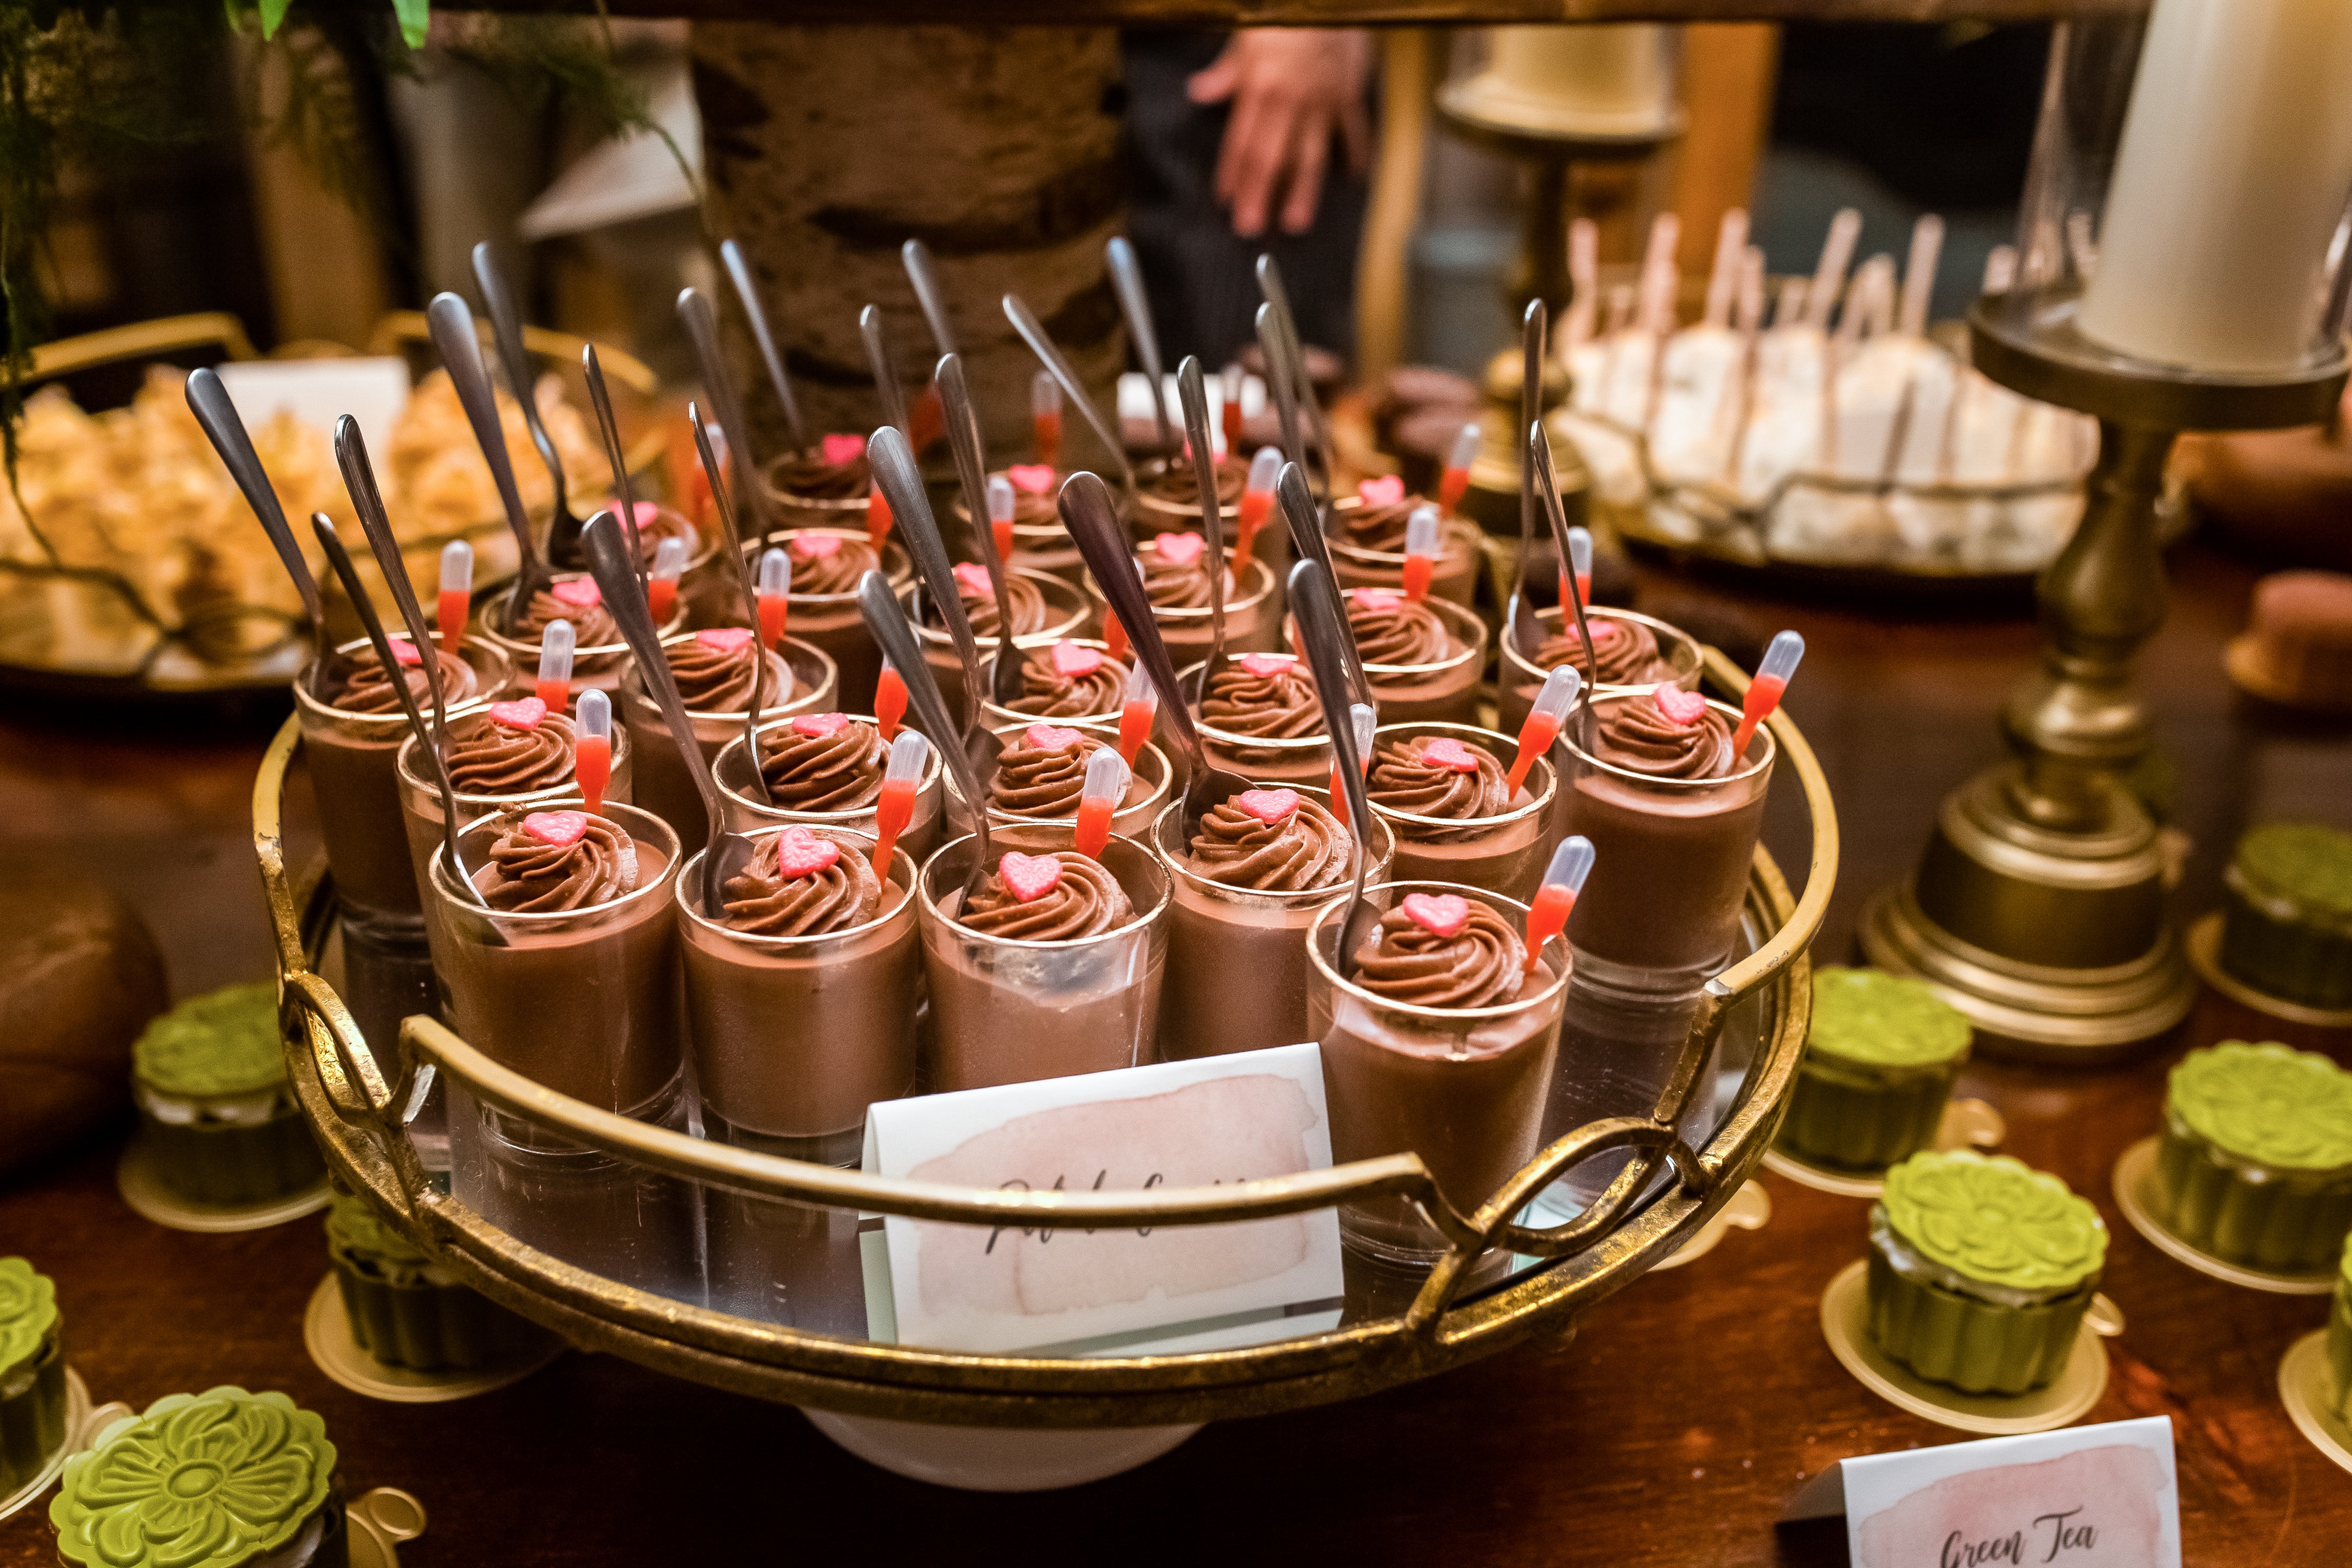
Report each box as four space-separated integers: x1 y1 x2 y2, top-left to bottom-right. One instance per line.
688 401 775 804
720 238 806 449
425 292 539 589
1275 461 1368 706
935 354 1017 696
859 570 990 874
1530 422 1602 691
580 345 641 564
1106 237 1172 454
1173 357 1227 670
902 239 958 358
470 243 567 521
1288 556 1377 972
678 285 775 538
1059 471 1203 765
868 423 984 707
1515 298 1546 607
183 368 322 632
333 418 447 751
1002 292 1137 493
859 305 913 442
1254 255 1335 480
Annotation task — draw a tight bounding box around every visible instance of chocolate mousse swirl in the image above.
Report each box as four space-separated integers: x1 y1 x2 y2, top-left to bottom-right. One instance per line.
515 581 619 648
1146 453 1247 506
1188 797 1354 891
1354 903 1526 1008
958 852 1133 939
446 710 577 795
720 829 881 936
928 573 1046 639
767 444 869 501
1200 660 1324 741
664 638 788 715
758 719 885 810
1140 547 1234 610
1368 736 1513 824
781 533 877 596
1006 648 1126 718
1339 497 1435 553
997 482 1058 525
332 644 477 715
1593 690 1735 780
631 509 698 566
989 732 1120 818
478 814 638 913
1536 616 1663 685
1348 596 1451 667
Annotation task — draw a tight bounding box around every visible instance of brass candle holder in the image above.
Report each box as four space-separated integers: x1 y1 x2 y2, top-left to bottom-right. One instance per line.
1862 284 2347 1060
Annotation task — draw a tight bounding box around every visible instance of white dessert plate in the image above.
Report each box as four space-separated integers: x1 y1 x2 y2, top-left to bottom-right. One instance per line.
801 1409 1200 1491
116 1139 331 1234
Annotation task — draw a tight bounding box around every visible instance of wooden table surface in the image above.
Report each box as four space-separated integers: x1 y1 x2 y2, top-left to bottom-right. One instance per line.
3 541 2346 1565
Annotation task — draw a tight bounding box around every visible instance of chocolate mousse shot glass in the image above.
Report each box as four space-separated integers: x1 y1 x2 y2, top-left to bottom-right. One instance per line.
975 638 1129 730
1366 723 1556 901
1088 535 1281 661
715 712 947 867
944 720 1173 844
917 824 1173 1092
294 632 511 933
478 571 685 702
735 527 910 711
1290 590 1488 725
1185 652 1334 787
952 465 1084 582
619 627 838 844
1154 786 1395 1061
1495 605 1701 741
760 435 872 528
1555 688 1777 996
1328 487 1484 609
905 564 1091 729
1309 884 1570 1268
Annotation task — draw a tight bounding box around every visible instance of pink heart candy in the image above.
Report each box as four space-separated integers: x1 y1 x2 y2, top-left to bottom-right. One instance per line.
603 500 663 528
487 697 547 731
549 578 601 609
1566 618 1623 646
790 711 852 739
1350 588 1403 614
1655 686 1710 726
1234 788 1300 825
1008 463 1055 495
1152 532 1206 567
790 532 843 559
772 825 840 879
1419 737 1482 773
998 851 1062 903
1024 723 1083 752
1050 640 1105 678
522 810 589 847
1356 475 1405 508
821 433 867 465
1400 892 1472 938
952 562 994 596
696 627 755 654
1236 653 1296 678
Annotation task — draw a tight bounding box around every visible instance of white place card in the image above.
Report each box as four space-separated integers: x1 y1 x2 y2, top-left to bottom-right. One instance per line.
1783 1417 2181 1568
860 1043 1343 1357
214 358 412 465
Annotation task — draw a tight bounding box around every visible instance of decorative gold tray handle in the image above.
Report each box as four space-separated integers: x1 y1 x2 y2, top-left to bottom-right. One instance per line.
254 647 1835 1423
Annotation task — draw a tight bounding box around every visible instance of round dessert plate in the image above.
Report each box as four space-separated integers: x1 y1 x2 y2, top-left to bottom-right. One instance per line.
1818 1260 2117 1436
2111 1135 2338 1295
2184 910 2352 1030
2224 635 2352 718
303 1275 563 1403
1650 1180 1772 1272
347 1486 428 1568
801 1409 1201 1491
0 1369 131 1523
116 1139 332 1233
1763 1098 2008 1198
2276 1330 2352 1478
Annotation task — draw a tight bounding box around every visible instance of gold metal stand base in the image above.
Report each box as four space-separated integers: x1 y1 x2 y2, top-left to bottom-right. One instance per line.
2278 1331 2352 1478
2109 1137 2338 1295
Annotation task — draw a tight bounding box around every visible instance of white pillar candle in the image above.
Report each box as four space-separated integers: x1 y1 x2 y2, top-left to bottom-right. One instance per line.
2077 0 2352 373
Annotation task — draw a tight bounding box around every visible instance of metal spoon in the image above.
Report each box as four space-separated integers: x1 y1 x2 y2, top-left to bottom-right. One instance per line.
580 344 642 570
1510 299 1549 660
1254 303 1307 476
1274 460 1369 707
1059 470 1249 837
580 509 754 912
1105 236 1173 457
1288 556 1378 975
333 417 451 762
1531 421 1602 694
678 284 776 540
858 570 994 905
936 353 1025 711
902 238 957 358
867 423 1003 785
470 243 585 569
426 291 545 634
1174 356 1228 675
310 512 489 915
1254 255 1336 486
859 305 913 443
686 399 774 807
1002 292 1137 494
720 237 806 451
183 367 327 696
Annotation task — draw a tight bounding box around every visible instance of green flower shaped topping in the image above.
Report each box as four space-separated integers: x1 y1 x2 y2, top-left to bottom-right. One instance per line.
1881 1150 2106 1293
52 1388 335 1568
132 985 284 1099
325 1193 431 1271
2169 1041 2352 1171
1807 966 1971 1067
2235 822 2352 920
0 1256 59 1380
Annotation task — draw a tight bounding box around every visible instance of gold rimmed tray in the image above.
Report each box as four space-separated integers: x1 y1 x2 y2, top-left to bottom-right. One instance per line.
2184 910 2352 1030
1649 1180 1772 1272
116 1139 331 1234
2277 1330 2352 1477
1762 1098 2008 1198
302 1276 565 1404
2110 1135 2338 1295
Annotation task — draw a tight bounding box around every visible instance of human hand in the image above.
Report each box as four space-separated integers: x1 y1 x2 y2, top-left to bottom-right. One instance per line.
1187 29 1374 238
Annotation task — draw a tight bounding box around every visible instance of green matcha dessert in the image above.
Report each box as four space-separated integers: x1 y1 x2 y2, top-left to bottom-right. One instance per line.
132 984 323 1206
2153 1040 2352 1273
326 1191 547 1373
2219 823 2352 1010
1866 1150 2106 1397
0 1258 66 1502
1778 966 1972 1171
2327 1232 2352 1426
51 1387 344 1568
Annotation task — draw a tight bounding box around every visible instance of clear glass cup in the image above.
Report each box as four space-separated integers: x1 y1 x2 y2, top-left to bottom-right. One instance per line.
1126 454 1247 540
1327 497 1485 609
951 474 1100 584
1287 595 1489 725
916 823 1173 1092
1554 693 1778 995
1152 788 1396 1062
1365 721 1557 901
1178 659 1333 787
721 526 911 713
712 714 947 866
1307 881 1570 1266
476 573 688 702
617 501 724 620
292 633 513 935
1083 554 1282 666
678 825 920 1167
976 637 1127 731
1495 603 1702 739
903 568 1093 730
756 463 869 532
943 719 1174 843
617 631 838 844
